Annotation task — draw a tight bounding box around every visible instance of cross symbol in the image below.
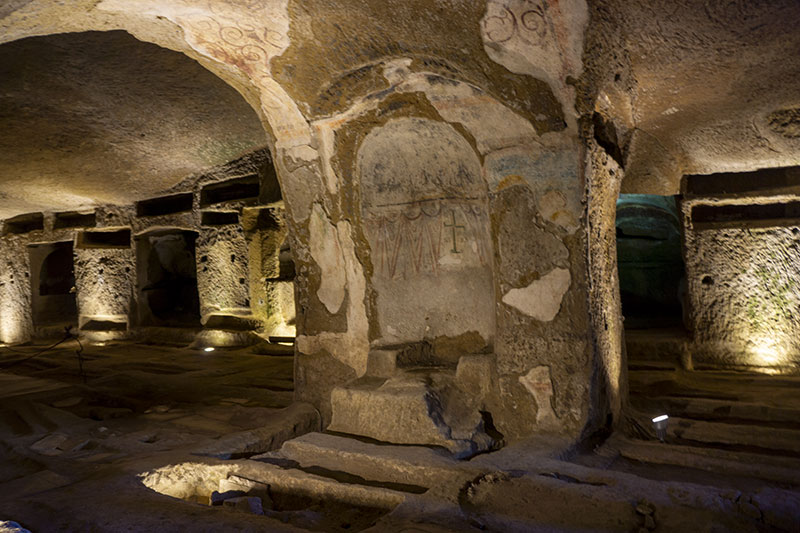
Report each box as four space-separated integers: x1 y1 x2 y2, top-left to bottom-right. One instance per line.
444 210 465 254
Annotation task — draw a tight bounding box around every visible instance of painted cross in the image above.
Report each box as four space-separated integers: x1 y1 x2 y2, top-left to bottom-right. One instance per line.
444 209 464 254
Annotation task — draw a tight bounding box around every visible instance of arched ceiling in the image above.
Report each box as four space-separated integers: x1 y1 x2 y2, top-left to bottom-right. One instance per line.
0 1 799 207
0 30 266 219
587 0 800 194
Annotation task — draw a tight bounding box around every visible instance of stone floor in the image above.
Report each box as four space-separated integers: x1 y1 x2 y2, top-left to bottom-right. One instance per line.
1 337 799 531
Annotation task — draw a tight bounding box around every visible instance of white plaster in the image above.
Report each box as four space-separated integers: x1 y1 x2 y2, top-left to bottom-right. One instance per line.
297 218 370 376
307 204 346 315
502 267 570 321
382 58 413 84
538 189 579 233
314 123 339 196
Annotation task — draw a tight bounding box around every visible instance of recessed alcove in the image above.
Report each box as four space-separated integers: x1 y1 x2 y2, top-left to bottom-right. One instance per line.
77 229 131 248
136 193 194 217
28 241 78 328
54 210 96 229
4 212 44 235
201 211 239 226
136 229 201 327
199 176 259 206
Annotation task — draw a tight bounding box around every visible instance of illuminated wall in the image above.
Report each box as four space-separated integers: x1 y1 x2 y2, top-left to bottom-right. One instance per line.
683 168 800 373
0 237 32 344
74 228 135 341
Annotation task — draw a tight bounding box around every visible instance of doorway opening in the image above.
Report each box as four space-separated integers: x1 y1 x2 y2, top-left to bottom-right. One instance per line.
615 194 686 330
29 241 78 329
136 230 201 327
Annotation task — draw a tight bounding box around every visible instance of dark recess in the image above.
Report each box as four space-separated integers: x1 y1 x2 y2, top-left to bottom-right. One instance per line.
685 166 800 196
201 211 239 226
592 112 625 167
77 229 131 248
136 193 194 217
692 201 800 226
200 176 260 206
54 211 96 229
4 212 44 234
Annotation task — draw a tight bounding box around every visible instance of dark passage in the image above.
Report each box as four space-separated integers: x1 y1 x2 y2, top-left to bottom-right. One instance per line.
615 194 686 329
136 230 201 327
29 241 78 327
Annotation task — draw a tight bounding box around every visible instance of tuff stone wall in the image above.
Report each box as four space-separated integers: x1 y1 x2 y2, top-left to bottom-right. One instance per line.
0 148 291 346
683 186 800 374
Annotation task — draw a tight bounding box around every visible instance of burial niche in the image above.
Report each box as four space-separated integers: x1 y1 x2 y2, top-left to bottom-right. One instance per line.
616 194 686 329
29 241 78 327
357 117 494 356
136 230 200 327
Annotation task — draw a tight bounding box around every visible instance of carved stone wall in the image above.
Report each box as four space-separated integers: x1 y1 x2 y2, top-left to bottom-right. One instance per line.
357 117 495 354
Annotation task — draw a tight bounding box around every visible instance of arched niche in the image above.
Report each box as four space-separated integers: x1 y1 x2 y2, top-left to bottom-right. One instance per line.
357 117 495 359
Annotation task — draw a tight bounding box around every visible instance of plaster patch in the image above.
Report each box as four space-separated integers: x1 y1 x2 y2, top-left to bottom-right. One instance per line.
519 365 558 425
308 204 345 315
296 218 370 376
502 267 570 321
382 58 413 84
314 124 339 196
538 189 578 233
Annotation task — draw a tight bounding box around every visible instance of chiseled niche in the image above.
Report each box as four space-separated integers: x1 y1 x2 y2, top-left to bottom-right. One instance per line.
357 117 495 356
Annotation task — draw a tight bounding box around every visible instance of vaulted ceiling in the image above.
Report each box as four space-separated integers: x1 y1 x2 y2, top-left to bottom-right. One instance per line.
0 30 266 219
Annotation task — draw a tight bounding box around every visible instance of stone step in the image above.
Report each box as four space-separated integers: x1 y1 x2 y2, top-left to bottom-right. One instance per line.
227 459 410 511
194 402 320 459
275 432 468 489
250 342 294 356
665 417 800 455
632 396 800 428
328 374 495 459
611 436 800 487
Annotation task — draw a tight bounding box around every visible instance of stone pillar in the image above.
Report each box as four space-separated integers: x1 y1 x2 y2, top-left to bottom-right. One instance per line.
242 205 295 337
0 236 33 344
195 221 256 346
584 139 627 426
74 228 135 343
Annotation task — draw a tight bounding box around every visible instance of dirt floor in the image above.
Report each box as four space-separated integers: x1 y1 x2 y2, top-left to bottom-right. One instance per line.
1 338 799 532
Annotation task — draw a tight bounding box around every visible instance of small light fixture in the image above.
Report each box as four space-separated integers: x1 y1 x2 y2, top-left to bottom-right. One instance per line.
203 347 215 352
652 414 669 442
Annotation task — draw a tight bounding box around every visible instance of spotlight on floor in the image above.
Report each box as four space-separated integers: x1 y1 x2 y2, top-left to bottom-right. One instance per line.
652 414 669 442
203 346 215 353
